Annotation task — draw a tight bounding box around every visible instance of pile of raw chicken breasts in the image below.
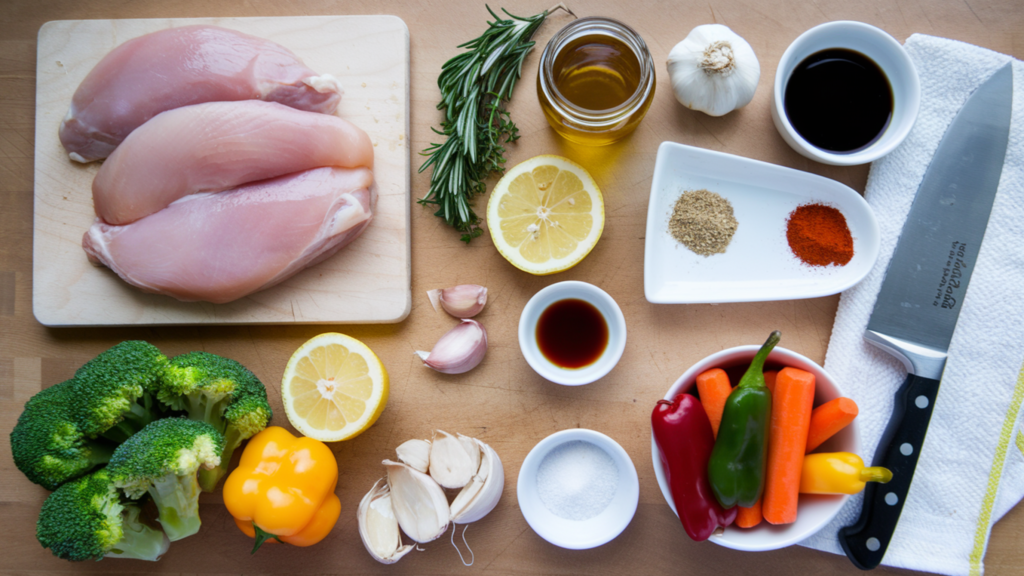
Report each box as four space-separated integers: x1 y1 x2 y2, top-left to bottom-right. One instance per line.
63 25 376 304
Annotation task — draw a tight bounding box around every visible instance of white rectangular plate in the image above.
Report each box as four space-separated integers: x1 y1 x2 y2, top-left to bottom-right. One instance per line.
33 16 410 326
644 142 879 304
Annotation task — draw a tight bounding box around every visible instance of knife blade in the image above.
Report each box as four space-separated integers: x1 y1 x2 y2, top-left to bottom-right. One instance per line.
838 63 1013 570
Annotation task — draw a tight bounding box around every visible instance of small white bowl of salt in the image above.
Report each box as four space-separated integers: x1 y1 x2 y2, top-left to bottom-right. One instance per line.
517 428 639 549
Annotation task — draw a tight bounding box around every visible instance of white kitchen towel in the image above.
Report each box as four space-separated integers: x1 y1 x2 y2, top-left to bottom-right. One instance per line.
800 35 1024 576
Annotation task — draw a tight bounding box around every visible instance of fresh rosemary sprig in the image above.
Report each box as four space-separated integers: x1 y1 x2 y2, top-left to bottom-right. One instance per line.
419 4 572 243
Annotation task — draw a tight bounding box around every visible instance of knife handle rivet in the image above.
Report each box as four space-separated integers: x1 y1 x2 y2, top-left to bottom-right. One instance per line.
866 537 881 552
885 492 899 506
900 442 914 456
915 395 929 409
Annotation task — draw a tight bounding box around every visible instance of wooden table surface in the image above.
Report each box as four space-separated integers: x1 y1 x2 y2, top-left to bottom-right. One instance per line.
2 0 1022 574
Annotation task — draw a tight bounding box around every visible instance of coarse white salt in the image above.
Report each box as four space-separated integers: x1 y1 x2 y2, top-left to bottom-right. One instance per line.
536 440 618 521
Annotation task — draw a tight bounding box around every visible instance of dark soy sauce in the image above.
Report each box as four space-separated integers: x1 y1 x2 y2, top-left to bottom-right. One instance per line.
536 299 609 369
784 49 893 153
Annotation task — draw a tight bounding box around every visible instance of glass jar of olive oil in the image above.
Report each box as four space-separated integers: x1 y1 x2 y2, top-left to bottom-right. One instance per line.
537 17 656 146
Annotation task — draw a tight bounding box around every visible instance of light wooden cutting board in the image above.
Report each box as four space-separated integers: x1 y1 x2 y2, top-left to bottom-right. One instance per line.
32 16 410 326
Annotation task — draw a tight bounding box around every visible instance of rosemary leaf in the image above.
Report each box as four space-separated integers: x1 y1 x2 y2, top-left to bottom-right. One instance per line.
418 4 572 244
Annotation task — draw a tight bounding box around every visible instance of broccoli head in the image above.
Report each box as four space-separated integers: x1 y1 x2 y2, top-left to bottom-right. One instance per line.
10 341 172 490
36 469 169 562
107 418 223 542
72 341 171 442
159 352 271 491
11 381 116 490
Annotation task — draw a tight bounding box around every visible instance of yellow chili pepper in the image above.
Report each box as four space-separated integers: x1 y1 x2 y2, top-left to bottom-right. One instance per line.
800 452 893 495
223 426 341 553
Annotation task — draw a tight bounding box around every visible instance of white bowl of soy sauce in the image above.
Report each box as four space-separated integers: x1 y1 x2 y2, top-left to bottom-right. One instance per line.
772 21 920 166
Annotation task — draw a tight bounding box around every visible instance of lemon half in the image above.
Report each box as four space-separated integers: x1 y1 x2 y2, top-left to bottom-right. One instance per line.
486 155 604 275
281 333 388 442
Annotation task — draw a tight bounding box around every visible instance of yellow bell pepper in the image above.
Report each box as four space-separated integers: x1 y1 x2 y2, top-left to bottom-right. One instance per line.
800 452 893 495
223 426 341 553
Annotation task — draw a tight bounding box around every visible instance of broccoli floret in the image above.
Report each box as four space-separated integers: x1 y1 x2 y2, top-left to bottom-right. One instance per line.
11 381 116 490
159 352 271 491
72 341 171 442
107 418 223 542
36 469 169 562
10 341 173 490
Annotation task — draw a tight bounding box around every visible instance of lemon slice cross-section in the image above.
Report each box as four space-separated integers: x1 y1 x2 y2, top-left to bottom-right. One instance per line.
282 333 388 442
486 155 604 275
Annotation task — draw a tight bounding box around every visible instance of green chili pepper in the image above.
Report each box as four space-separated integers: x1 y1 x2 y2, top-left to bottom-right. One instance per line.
708 330 781 509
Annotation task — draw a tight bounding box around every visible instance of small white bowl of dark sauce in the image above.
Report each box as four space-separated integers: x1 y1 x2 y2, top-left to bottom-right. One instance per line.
772 21 920 166
518 281 627 386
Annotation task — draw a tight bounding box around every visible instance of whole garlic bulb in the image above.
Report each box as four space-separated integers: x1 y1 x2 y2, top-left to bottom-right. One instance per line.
667 24 760 117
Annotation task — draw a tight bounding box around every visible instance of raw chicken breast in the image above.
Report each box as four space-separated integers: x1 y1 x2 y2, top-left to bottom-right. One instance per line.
60 25 343 163
93 100 373 225
83 167 376 304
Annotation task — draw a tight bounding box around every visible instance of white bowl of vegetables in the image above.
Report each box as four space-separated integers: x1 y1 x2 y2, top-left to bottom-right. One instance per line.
651 344 862 552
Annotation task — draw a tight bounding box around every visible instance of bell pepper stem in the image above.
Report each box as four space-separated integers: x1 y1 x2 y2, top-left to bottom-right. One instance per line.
859 466 893 485
737 331 781 389
251 524 283 554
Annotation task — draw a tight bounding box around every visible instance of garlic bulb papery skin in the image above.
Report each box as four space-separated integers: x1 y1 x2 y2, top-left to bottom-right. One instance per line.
395 439 431 473
428 430 478 489
415 319 487 374
667 24 760 117
358 479 415 564
383 460 450 543
450 438 504 524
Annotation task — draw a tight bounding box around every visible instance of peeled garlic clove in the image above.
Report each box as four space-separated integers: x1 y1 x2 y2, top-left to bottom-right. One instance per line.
450 438 504 524
415 319 487 374
429 430 478 489
396 439 431 473
427 285 488 318
358 479 415 564
457 433 481 474
384 459 450 543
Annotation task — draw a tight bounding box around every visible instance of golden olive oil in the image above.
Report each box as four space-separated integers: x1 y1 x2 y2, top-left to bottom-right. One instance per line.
537 22 656 147
552 35 641 111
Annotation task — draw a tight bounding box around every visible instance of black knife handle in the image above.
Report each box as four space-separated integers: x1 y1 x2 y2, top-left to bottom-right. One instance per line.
838 373 941 570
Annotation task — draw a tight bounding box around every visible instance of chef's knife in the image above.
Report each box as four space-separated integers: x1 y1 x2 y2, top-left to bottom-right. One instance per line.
837 63 1013 570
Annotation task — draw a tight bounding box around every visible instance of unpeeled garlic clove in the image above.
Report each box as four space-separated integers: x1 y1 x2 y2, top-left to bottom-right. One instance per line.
429 430 478 489
415 319 487 374
427 285 488 318
358 479 415 564
395 439 431 474
384 459 450 543
450 438 504 524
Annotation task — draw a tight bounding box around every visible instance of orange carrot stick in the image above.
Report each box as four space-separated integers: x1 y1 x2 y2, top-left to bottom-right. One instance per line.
806 397 859 452
696 368 732 438
736 500 763 528
763 367 815 525
735 370 779 527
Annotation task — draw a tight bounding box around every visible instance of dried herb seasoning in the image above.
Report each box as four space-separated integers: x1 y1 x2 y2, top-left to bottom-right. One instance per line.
668 189 738 257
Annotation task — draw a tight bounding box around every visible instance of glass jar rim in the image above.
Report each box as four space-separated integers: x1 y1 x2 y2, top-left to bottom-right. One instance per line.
539 16 655 123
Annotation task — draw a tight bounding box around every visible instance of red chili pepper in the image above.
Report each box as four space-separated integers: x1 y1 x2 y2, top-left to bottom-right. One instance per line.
652 393 737 541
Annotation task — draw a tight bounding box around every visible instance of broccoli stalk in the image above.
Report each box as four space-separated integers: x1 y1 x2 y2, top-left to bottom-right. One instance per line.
160 352 272 492
36 469 169 562
105 506 170 561
147 463 203 540
107 418 224 542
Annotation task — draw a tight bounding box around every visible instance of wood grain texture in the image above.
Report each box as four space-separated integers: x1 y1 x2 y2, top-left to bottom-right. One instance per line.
32 16 411 326
2 0 1023 575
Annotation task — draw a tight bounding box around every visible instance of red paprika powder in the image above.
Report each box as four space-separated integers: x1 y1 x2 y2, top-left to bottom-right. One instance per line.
785 203 854 266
